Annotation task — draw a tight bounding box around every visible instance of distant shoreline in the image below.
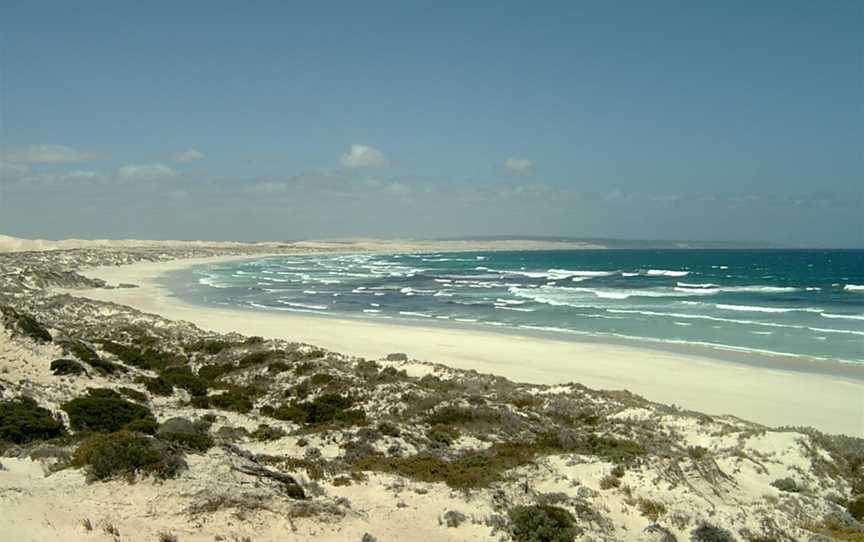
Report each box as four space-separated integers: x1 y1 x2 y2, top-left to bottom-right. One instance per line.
61 252 864 436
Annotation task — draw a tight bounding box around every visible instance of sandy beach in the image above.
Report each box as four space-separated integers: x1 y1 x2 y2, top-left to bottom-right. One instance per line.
65 255 864 436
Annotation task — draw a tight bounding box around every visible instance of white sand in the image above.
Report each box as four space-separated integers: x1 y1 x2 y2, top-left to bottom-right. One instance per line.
68 256 864 436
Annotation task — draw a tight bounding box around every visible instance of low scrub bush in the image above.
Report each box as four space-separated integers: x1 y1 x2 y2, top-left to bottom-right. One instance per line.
263 394 366 427
186 338 237 355
355 441 536 489
118 387 148 403
72 431 185 481
190 387 254 413
0 396 66 444
62 389 157 434
535 430 645 464
160 367 208 396
508 504 580 542
769 477 801 493
100 341 184 371
690 523 735 542
139 376 174 396
637 497 667 522
50 358 85 376
849 494 864 520
1 306 52 343
427 424 460 448
62 340 101 365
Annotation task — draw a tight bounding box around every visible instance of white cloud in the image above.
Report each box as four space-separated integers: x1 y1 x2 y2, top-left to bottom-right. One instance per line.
341 144 386 168
1 144 106 164
503 157 534 175
118 163 177 182
171 149 205 163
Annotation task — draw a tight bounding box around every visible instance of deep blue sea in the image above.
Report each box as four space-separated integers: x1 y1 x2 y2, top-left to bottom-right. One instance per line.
165 250 864 365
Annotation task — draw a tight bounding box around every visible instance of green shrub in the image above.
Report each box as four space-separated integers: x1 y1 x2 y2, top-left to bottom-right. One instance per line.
770 477 801 493
238 350 278 368
190 387 254 413
849 495 864 520
59 340 125 375
251 424 287 441
118 387 148 403
159 431 213 452
100 341 184 371
264 394 366 427
62 389 157 434
72 431 185 481
508 505 580 542
535 431 645 464
50 358 85 376
0 396 66 444
1 306 52 343
599 474 621 490
186 339 237 355
197 363 234 382
690 523 735 542
62 340 101 365
139 376 174 396
355 441 536 489
427 424 460 448
637 497 667 522
160 367 208 396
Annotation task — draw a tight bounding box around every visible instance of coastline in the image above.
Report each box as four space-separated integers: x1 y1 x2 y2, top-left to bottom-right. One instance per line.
66 255 864 436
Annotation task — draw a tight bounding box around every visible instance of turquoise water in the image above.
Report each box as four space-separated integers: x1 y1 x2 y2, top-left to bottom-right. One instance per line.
165 250 864 364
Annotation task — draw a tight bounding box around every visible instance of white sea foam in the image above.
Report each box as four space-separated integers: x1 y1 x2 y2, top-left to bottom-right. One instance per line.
276 301 328 310
363 309 381 313
716 304 817 314
399 311 432 318
646 269 689 277
845 284 864 292
820 312 864 321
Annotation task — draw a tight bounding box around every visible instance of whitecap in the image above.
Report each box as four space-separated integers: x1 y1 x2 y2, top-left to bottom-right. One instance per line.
844 284 864 292
646 269 689 277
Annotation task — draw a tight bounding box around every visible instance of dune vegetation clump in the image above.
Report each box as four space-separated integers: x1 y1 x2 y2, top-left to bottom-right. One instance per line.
50 358 85 376
0 305 52 343
62 389 157 434
0 396 66 444
508 504 580 542
72 431 186 481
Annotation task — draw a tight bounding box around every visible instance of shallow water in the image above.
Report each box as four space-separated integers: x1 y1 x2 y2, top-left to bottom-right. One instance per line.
164 249 864 365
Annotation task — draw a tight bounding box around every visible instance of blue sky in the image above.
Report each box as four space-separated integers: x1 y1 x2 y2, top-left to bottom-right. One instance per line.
1 1 861 245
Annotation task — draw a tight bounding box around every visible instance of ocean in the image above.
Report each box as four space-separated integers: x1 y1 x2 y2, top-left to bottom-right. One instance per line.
163 249 864 365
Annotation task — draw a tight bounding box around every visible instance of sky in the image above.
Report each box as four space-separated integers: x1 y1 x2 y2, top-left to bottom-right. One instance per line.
1 1 861 246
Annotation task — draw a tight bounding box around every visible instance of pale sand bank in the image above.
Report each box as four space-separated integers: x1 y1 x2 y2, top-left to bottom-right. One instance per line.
67 256 863 436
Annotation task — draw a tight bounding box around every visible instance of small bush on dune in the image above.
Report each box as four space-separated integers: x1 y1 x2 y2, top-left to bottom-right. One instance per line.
139 376 174 396
72 431 186 481
186 338 237 355
118 387 148 403
770 477 801 493
62 389 157 434
100 341 184 371
190 387 255 414
263 394 366 427
63 340 125 375
690 523 735 542
848 495 864 520
427 424 460 448
0 396 66 444
50 358 85 376
159 367 208 396
1 306 52 343
508 504 580 542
